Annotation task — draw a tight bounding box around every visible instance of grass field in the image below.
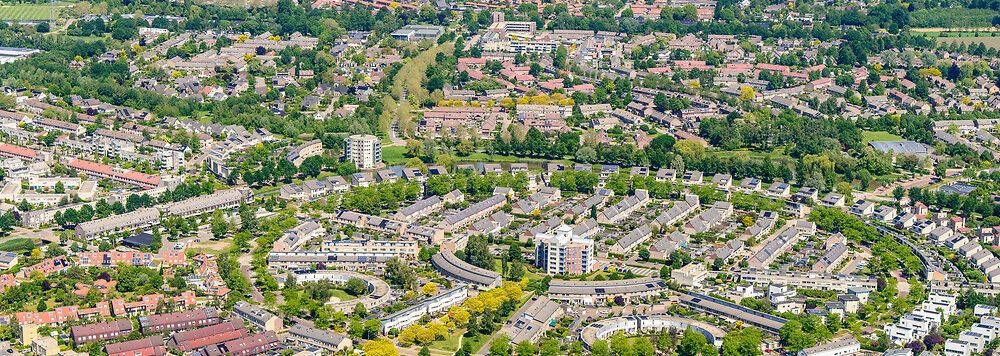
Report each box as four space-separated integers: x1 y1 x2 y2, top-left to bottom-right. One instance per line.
713 146 793 161
382 146 408 165
328 289 357 302
862 130 905 143
936 36 1000 49
428 333 462 354
0 3 68 21
382 146 574 167
0 238 34 253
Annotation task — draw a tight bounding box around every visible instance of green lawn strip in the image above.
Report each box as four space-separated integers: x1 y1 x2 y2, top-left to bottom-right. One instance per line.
862 130 905 143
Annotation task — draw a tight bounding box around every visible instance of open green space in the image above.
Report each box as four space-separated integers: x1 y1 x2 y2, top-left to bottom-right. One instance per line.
382 146 408 165
936 36 1000 50
0 3 69 21
327 288 357 302
382 146 573 167
0 238 35 253
427 333 462 353
862 130 905 143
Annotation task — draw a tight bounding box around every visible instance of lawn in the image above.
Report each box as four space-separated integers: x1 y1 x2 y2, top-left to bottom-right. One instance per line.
862 130 904 143
712 146 793 160
382 146 408 165
186 238 234 256
427 333 462 354
0 3 69 21
327 288 357 303
0 238 34 253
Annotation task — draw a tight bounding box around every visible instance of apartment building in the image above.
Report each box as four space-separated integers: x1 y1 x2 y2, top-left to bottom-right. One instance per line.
75 208 161 239
70 319 133 345
535 224 595 275
138 308 221 334
287 324 353 352
232 301 283 333
345 134 382 169
320 239 418 259
164 188 251 218
380 287 468 333
285 140 323 167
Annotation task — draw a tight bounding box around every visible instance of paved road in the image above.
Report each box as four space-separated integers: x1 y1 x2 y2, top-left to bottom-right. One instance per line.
237 239 265 303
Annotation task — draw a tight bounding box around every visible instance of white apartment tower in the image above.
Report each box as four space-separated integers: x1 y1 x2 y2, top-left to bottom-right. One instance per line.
345 134 382 170
535 225 595 275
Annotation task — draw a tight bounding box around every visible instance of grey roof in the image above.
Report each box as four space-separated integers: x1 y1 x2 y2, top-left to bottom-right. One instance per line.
290 324 349 348
444 195 505 226
430 252 501 287
506 296 561 343
679 292 787 332
0 251 17 264
398 196 442 219
572 218 599 236
615 225 651 252
869 141 929 155
233 301 279 326
813 243 848 271
800 337 860 355
547 277 668 296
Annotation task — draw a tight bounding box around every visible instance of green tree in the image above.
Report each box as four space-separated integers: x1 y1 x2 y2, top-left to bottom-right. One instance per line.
635 337 655 356
778 320 814 352
515 341 538 356
490 335 513 356
720 327 763 356
344 278 368 296
299 155 325 178
211 212 229 239
384 257 417 290
463 235 493 270
678 328 709 356
592 339 610 356
554 45 568 69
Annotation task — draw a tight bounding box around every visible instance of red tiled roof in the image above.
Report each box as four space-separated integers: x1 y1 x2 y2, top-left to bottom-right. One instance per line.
105 336 166 356
172 321 248 351
0 143 37 159
67 159 160 188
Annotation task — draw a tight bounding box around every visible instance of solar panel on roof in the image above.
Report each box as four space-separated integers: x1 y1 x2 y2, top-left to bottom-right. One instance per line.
595 288 605 294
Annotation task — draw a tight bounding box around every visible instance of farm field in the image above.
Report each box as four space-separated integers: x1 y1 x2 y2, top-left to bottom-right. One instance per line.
935 36 1000 50
0 3 69 21
909 28 1000 49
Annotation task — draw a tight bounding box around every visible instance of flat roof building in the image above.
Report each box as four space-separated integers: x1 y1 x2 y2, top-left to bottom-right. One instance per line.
381 286 468 333
345 134 381 170
391 25 445 42
535 225 595 275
